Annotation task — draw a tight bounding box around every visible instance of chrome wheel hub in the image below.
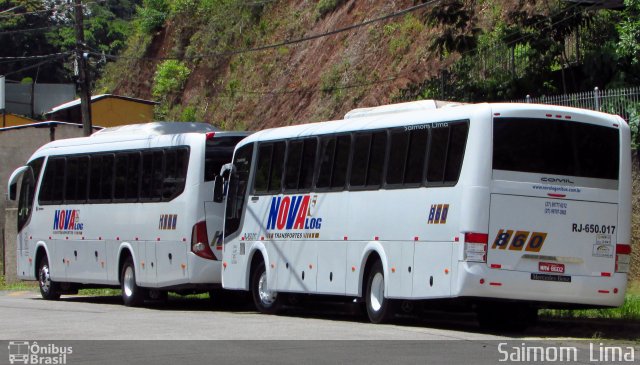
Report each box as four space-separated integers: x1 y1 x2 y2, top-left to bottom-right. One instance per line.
123 266 135 298
370 272 384 312
39 264 51 293
258 271 277 306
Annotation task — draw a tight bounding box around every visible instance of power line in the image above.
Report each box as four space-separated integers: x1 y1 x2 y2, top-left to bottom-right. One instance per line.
0 51 72 61
0 0 106 20
92 0 442 61
1 55 67 77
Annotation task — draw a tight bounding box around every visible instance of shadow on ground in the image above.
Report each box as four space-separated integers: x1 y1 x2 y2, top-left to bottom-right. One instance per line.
50 294 640 341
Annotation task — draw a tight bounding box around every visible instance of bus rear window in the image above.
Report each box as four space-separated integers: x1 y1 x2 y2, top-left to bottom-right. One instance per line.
493 118 619 180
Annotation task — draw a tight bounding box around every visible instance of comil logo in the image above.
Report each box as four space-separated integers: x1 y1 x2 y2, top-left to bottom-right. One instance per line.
8 341 73 365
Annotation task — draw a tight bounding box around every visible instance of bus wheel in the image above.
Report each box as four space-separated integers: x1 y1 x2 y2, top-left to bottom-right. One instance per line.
251 260 282 314
38 256 60 300
121 257 144 307
365 260 394 324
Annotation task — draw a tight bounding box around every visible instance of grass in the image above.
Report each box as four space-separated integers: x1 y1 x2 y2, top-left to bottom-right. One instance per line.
541 282 640 320
0 276 38 291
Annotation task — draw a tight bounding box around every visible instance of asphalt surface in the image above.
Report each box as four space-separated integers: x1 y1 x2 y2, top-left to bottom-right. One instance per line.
0 291 638 364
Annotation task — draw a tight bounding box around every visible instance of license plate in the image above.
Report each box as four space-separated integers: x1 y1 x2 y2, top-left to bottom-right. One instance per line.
531 273 571 283
539 262 565 274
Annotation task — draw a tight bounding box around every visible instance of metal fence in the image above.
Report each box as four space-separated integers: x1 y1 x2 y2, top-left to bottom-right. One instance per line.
512 86 640 122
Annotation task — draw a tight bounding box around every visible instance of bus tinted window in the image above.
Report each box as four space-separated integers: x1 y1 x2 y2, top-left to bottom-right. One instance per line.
163 148 189 200
386 130 408 185
316 137 336 189
405 129 429 184
331 135 351 189
269 142 285 193
299 138 317 190
114 153 129 200
225 143 254 237
366 131 387 187
141 150 164 201
40 157 65 203
89 154 113 202
493 118 619 180
350 134 371 187
205 136 244 182
125 152 141 201
254 144 272 193
66 156 89 203
427 127 448 183
445 123 469 182
284 140 303 191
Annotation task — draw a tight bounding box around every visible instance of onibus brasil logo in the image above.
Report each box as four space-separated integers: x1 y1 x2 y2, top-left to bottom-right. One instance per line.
8 341 73 364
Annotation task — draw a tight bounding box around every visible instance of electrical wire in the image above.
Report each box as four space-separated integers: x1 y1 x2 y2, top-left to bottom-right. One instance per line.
91 0 442 61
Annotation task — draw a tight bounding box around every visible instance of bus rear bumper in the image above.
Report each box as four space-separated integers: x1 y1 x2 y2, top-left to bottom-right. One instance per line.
455 262 627 307
187 253 221 284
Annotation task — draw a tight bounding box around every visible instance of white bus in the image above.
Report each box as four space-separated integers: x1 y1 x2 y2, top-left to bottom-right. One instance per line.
218 100 632 329
8 122 249 306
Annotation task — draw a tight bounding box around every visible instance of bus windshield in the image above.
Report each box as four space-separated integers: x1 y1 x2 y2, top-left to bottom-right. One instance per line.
492 117 619 180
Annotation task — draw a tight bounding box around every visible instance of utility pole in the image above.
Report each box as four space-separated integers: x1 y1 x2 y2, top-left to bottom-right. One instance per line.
73 0 92 136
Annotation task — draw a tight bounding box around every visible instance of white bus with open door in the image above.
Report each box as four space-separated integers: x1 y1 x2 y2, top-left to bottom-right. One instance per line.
8 122 250 306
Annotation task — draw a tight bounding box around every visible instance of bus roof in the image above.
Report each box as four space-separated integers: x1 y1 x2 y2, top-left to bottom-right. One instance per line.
31 122 250 157
238 102 622 147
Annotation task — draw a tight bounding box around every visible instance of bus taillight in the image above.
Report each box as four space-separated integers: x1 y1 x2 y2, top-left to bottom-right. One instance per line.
192 221 216 260
464 232 488 262
615 244 631 273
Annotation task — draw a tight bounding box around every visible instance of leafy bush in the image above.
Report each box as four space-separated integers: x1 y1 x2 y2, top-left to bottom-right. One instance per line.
180 106 198 122
316 0 344 19
152 60 192 98
136 0 169 33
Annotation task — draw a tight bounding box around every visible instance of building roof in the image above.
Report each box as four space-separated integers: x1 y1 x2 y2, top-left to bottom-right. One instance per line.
46 94 158 114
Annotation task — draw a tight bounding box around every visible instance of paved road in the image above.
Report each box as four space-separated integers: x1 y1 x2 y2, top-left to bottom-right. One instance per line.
0 291 637 364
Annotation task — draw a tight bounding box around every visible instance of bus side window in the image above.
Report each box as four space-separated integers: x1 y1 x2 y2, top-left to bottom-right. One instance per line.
254 144 273 194
17 157 44 231
65 156 89 203
89 154 115 202
405 129 429 184
284 140 303 191
366 131 387 188
427 126 449 184
162 147 189 201
114 153 129 200
330 135 351 189
141 150 164 201
386 130 409 185
316 137 336 189
299 138 317 190
268 142 285 193
39 157 66 204
350 133 371 187
444 123 469 183
17 168 35 232
125 152 141 201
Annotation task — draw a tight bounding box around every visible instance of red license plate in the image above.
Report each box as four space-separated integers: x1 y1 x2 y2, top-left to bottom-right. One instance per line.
539 262 565 274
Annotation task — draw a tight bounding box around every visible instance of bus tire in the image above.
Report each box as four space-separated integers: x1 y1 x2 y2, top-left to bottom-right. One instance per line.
365 260 394 324
38 255 60 300
250 260 282 314
121 257 144 307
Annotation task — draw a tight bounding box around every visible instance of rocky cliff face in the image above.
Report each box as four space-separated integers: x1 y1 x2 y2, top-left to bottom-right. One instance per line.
106 0 469 130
